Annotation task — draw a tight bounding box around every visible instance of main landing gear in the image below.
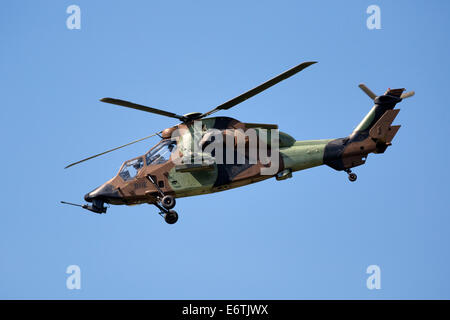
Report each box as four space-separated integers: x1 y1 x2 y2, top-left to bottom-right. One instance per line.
148 175 179 224
345 169 357 182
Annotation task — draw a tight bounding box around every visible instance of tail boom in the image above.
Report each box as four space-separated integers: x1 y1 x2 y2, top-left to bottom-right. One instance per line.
323 87 407 171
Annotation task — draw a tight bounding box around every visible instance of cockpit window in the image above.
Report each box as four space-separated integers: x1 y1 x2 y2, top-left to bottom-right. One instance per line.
119 157 144 181
146 140 176 165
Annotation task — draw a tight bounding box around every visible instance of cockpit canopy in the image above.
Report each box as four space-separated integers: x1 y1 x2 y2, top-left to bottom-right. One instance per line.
119 157 144 181
117 139 176 181
145 139 176 165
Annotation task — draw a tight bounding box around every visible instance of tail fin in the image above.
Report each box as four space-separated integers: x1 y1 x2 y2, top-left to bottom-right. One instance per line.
353 85 413 135
323 85 414 171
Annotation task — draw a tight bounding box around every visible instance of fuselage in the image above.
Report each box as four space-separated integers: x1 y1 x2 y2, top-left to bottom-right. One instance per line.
84 117 335 207
86 84 405 209
82 86 407 219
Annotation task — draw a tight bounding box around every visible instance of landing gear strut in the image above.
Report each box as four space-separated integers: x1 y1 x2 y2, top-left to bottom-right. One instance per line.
345 169 357 182
148 175 179 224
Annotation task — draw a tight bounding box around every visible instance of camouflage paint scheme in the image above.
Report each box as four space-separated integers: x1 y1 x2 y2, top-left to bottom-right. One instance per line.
85 88 404 209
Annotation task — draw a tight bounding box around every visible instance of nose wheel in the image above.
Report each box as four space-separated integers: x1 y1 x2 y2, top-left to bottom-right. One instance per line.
345 169 357 182
164 210 179 224
154 202 179 224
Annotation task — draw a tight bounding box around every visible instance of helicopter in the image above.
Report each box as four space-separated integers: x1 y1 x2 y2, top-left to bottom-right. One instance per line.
62 61 414 224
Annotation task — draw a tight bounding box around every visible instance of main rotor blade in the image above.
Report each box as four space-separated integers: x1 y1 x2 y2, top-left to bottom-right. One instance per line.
64 131 161 169
199 61 317 118
358 84 377 100
100 98 186 121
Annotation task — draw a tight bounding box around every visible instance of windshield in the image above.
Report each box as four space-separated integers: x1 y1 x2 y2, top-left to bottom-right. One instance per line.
119 157 144 181
146 139 176 165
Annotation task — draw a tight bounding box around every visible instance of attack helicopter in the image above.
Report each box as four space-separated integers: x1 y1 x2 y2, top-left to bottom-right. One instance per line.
62 61 414 224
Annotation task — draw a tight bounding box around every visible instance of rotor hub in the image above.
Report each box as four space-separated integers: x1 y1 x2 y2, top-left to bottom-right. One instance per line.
182 112 203 120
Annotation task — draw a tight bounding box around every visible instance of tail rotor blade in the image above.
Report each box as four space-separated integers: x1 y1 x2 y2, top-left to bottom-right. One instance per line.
358 84 377 100
400 91 415 99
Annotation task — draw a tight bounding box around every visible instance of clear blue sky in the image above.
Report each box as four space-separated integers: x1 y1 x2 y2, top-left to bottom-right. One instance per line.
1 0 449 299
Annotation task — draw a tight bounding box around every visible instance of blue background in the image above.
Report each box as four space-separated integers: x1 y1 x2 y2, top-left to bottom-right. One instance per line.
1 0 449 299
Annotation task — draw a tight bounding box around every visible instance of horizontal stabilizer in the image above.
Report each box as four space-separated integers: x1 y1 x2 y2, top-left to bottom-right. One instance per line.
385 125 401 143
369 109 402 154
369 109 400 141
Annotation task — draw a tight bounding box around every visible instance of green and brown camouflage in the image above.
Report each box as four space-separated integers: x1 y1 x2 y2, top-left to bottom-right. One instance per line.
63 61 413 223
84 86 405 211
83 117 283 207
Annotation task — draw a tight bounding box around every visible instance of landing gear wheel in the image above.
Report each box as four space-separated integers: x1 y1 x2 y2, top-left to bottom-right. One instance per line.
348 173 357 182
161 195 176 209
164 210 178 224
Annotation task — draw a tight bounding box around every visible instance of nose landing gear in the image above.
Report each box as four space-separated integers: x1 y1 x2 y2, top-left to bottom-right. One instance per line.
154 202 179 224
164 210 179 224
345 169 357 182
148 175 179 224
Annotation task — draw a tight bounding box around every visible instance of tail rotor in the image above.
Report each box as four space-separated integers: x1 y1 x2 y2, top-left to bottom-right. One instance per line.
358 83 415 100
